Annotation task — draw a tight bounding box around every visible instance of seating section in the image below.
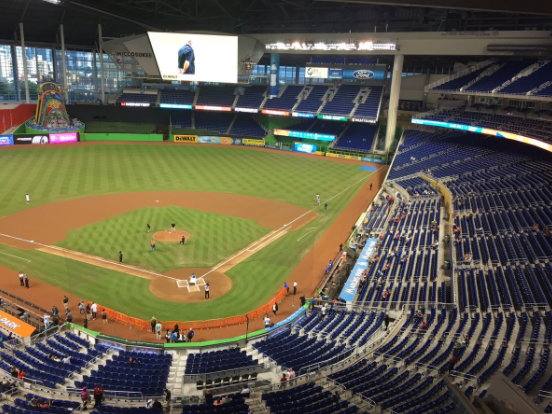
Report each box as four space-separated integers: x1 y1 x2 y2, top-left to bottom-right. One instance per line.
235 85 267 109
74 351 172 396
196 86 236 107
252 308 385 374
3 395 80 414
263 86 304 111
294 86 329 113
171 112 192 129
500 61 552 95
194 112 234 134
320 85 361 116
431 63 493 91
334 123 378 152
116 92 158 105
159 90 195 106
465 60 534 92
0 333 108 389
352 86 383 120
228 115 265 138
185 348 259 374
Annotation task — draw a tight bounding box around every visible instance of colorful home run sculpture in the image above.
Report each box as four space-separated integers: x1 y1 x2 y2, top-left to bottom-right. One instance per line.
26 82 84 132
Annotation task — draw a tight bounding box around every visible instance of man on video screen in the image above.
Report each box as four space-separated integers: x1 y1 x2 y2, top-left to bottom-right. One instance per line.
178 40 195 75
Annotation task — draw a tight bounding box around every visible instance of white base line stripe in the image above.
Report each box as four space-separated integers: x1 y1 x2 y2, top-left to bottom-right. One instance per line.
297 230 313 242
0 251 32 262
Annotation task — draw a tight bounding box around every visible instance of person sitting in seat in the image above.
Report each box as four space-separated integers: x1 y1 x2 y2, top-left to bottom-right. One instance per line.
240 387 250 398
38 400 52 409
420 320 428 330
416 306 424 319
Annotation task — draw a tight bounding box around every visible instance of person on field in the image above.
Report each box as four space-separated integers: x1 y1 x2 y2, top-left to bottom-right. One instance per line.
63 295 69 311
24 274 29 288
25 193 30 204
150 239 156 253
187 328 194 342
147 222 151 233
204 283 210 299
293 280 297 295
272 302 278 316
171 222 176 232
119 251 123 264
66 310 73 323
78 301 85 314
151 316 157 332
180 235 186 245
19 272 24 287
101 309 107 324
316 193 320 206
155 321 162 340
284 282 289 294
91 302 98 320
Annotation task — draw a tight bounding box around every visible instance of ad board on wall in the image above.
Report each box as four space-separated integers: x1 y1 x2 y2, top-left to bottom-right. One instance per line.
294 143 317 154
13 134 50 145
198 136 221 144
173 135 198 143
49 132 79 144
305 67 329 79
148 32 238 83
0 135 14 146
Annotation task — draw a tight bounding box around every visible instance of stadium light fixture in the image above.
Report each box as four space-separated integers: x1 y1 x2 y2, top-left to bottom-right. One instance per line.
266 40 397 51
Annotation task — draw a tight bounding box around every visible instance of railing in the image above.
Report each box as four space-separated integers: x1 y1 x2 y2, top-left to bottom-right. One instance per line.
424 59 496 92
183 363 267 384
89 288 288 333
66 387 144 399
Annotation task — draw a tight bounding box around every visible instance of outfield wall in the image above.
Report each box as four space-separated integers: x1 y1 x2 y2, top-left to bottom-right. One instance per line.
0 104 35 134
81 133 163 142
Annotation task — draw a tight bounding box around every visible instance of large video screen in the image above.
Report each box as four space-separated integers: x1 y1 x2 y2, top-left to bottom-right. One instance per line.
148 32 238 83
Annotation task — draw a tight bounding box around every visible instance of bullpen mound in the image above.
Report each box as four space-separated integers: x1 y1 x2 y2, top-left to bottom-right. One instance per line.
153 230 190 243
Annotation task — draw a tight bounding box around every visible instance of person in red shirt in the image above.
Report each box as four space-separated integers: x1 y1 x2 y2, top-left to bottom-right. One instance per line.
280 374 288 388
420 320 427 330
93 384 104 408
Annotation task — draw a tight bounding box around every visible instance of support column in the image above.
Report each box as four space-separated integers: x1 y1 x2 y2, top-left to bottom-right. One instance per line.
19 23 30 103
385 54 404 159
98 24 106 105
93 49 98 103
10 45 20 102
269 53 280 97
60 24 69 101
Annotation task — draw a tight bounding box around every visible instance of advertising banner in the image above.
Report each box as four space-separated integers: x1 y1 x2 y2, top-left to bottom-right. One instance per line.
339 238 378 303
328 68 343 79
198 136 221 144
361 156 386 164
261 109 289 116
292 112 315 119
0 135 14 146
343 69 385 81
317 114 347 121
294 142 317 154
327 152 362 161
0 310 36 337
220 137 233 145
305 67 329 79
50 132 79 144
242 138 265 147
173 135 198 143
232 138 243 146
160 103 192 109
195 105 232 112
13 134 50 145
234 108 258 113
273 129 336 142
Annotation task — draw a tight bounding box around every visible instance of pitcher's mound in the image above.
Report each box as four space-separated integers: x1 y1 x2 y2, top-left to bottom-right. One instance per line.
153 229 190 242
149 268 232 303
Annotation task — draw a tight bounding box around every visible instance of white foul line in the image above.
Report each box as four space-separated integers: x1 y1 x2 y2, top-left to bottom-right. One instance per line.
297 230 313 242
0 251 32 263
0 232 181 282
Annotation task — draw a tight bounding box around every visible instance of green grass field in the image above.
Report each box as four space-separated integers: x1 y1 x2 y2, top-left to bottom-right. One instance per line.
56 206 270 272
0 144 372 320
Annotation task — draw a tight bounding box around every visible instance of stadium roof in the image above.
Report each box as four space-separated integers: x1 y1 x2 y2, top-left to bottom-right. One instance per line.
1 0 552 48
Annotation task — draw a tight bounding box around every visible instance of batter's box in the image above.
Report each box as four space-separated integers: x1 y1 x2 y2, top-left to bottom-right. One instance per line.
177 278 205 293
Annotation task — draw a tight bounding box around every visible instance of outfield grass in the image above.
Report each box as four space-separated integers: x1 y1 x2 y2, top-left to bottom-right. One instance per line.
0 144 372 320
56 206 270 272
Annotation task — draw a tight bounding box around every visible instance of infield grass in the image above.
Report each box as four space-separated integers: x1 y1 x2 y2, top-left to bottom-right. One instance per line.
0 144 373 320
56 206 270 272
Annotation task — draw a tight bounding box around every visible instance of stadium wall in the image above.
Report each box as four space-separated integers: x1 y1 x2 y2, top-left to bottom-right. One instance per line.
81 133 163 142
0 104 35 133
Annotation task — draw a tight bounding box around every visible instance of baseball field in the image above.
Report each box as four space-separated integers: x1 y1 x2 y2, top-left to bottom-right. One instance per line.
0 142 380 325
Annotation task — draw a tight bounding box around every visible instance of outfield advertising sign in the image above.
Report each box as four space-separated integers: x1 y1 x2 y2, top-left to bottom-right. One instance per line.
13 134 49 145
0 135 14 146
294 142 317 154
50 132 79 144
242 138 265 147
220 137 233 145
339 238 378 303
173 135 198 143
198 136 221 144
232 138 243 145
328 68 343 79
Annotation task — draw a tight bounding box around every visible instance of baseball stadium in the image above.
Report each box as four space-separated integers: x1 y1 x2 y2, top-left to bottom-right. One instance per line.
0 0 551 413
